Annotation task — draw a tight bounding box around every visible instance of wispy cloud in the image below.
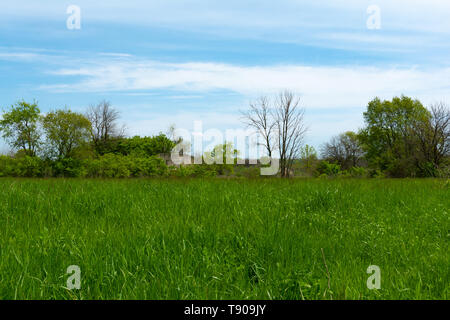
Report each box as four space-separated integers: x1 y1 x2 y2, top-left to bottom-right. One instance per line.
36 54 450 109
1 1 449 50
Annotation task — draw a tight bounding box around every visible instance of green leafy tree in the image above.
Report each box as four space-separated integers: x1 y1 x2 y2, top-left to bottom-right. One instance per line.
204 142 239 165
109 134 176 157
359 96 430 177
42 109 91 159
203 142 239 176
0 100 41 156
300 144 318 173
315 160 342 177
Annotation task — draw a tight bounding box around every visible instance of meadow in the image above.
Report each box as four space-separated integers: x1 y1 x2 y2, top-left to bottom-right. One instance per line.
0 178 448 300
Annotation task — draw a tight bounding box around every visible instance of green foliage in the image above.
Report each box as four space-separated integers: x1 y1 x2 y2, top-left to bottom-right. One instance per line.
169 164 218 177
300 144 317 163
348 166 369 178
42 109 91 159
299 144 318 175
315 160 342 177
192 165 218 177
436 166 450 178
51 158 86 178
1 96 446 179
204 142 238 164
0 100 41 156
0 154 168 178
359 96 431 177
368 169 386 179
0 156 13 177
169 165 194 177
106 134 175 157
86 154 168 178
203 142 238 176
0 155 45 177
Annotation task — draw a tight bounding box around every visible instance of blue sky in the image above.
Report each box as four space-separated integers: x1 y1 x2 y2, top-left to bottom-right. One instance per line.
1 0 450 153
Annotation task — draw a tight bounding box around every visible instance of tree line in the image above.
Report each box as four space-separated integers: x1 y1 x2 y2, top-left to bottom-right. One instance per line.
1 93 449 178
242 92 450 178
0 100 176 177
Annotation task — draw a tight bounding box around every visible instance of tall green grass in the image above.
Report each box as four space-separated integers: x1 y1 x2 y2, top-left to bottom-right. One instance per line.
0 178 448 299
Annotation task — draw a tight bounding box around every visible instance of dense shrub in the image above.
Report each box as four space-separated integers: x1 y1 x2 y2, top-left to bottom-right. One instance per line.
85 154 168 178
0 156 14 177
0 155 45 177
417 161 440 178
86 154 131 178
315 161 342 177
348 166 369 178
169 165 194 177
436 166 450 178
52 158 86 178
0 154 169 178
102 135 175 157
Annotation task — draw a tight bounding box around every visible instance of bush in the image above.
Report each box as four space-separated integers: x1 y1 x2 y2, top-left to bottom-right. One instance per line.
0 156 46 177
0 156 45 178
86 154 168 178
169 165 194 177
0 153 169 178
348 166 369 178
52 158 86 178
437 166 450 178
104 135 175 157
193 164 218 177
18 156 45 177
315 161 342 177
129 156 168 177
369 169 385 179
212 163 234 176
418 162 439 178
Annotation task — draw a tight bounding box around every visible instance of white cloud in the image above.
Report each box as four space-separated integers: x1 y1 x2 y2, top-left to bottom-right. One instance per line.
40 56 450 110
125 111 241 136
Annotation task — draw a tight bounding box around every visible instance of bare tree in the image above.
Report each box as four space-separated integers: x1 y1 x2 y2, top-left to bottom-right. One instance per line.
321 135 345 166
241 96 276 157
86 100 124 153
275 91 307 178
415 102 450 171
241 91 307 177
321 131 365 169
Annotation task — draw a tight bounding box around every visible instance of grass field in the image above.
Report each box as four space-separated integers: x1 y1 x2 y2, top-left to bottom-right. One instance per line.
0 178 448 300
